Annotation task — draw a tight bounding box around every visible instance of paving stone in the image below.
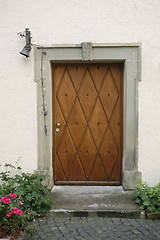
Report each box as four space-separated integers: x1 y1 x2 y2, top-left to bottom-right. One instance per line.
21 216 160 240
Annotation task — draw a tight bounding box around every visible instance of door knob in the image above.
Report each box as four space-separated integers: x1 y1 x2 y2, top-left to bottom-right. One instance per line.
56 122 61 127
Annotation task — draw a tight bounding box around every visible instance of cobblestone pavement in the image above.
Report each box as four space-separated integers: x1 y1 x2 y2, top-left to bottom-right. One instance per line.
23 216 160 240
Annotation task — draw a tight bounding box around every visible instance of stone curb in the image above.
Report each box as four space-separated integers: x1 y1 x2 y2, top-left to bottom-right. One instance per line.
146 212 160 219
48 209 145 219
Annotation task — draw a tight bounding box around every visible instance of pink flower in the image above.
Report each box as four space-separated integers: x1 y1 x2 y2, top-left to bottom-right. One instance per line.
19 200 23 206
6 212 13 218
33 219 35 222
10 194 18 200
1 196 10 205
12 208 23 216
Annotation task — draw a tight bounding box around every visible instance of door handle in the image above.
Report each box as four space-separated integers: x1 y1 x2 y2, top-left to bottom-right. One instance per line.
56 122 61 127
56 122 61 132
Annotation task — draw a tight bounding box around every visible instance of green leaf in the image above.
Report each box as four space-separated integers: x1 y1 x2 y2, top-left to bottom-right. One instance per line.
135 198 141 204
134 178 160 213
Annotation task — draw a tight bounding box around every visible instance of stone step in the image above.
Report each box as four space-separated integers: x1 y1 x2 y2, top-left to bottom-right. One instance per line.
49 186 145 218
48 209 144 218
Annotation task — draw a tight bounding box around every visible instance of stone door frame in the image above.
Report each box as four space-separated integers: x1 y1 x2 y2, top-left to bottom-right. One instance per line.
34 43 141 190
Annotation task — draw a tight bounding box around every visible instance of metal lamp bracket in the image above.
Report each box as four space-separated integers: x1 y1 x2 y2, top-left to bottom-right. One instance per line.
18 28 31 58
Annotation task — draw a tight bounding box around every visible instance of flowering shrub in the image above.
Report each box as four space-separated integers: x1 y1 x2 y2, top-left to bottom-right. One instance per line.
0 163 52 238
0 193 37 239
0 194 25 238
0 164 52 218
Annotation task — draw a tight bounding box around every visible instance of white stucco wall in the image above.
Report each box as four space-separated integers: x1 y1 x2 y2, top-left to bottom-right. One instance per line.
0 0 160 186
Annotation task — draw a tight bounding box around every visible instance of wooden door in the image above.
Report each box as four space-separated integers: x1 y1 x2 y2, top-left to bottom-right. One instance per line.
52 64 123 185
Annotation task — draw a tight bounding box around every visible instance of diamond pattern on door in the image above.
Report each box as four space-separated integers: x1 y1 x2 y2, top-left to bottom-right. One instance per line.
78 70 97 121
53 64 123 185
67 99 86 149
57 128 76 178
99 69 119 120
89 99 107 149
56 69 76 121
99 127 119 178
78 128 97 178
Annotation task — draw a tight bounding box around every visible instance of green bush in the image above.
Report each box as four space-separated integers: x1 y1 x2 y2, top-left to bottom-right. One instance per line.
0 163 52 219
134 179 160 213
15 173 52 216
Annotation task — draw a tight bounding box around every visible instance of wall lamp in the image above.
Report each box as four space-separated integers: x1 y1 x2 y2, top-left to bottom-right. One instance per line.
18 28 31 58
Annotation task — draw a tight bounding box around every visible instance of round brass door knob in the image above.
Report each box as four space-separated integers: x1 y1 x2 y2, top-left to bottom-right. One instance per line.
57 122 61 127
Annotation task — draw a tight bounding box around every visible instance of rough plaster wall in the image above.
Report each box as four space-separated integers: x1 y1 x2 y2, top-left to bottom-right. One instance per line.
0 0 160 185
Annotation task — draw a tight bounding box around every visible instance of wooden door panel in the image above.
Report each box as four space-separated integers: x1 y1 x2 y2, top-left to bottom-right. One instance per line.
99 69 119 120
68 66 86 92
56 69 76 121
78 128 97 178
89 66 107 92
53 64 123 185
89 99 108 149
99 127 119 179
89 156 108 181
67 155 86 181
78 70 97 121
67 99 86 149
55 101 66 148
55 155 66 181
